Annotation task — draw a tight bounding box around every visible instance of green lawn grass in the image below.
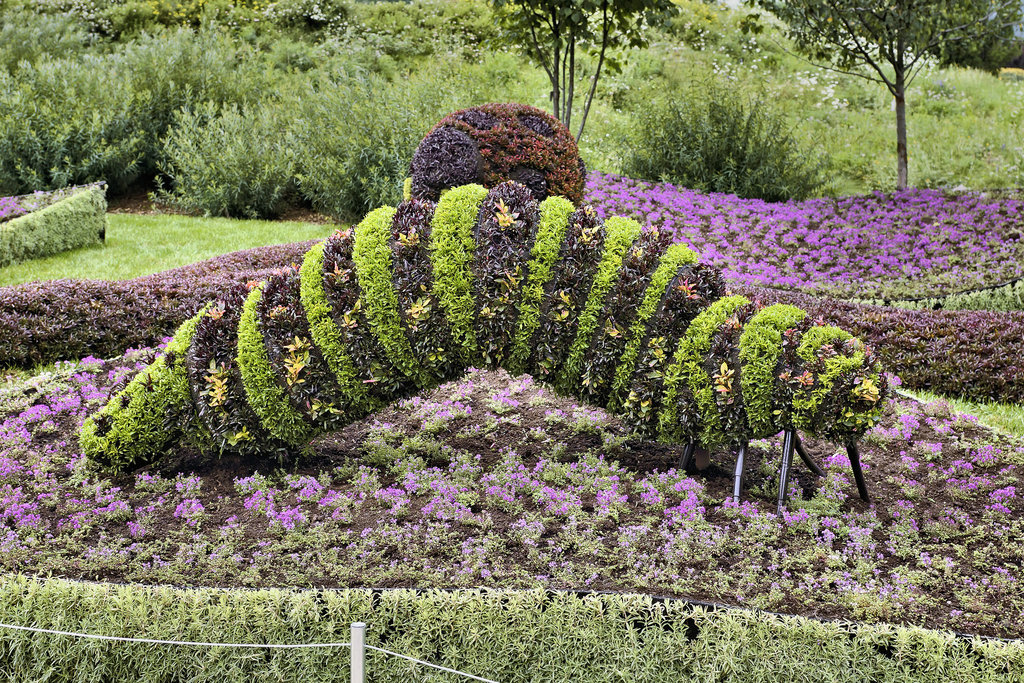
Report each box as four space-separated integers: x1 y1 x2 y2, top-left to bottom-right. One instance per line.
0 213 337 287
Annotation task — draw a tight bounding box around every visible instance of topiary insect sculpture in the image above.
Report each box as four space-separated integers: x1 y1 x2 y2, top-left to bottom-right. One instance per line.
80 105 886 515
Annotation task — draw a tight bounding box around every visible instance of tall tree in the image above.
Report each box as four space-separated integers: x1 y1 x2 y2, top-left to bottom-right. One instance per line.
492 0 676 141
757 0 1023 189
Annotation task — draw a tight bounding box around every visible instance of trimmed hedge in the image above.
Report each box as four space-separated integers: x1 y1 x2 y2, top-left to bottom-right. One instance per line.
78 306 207 472
854 277 1024 312
0 577 1020 682
0 186 106 268
79 181 886 469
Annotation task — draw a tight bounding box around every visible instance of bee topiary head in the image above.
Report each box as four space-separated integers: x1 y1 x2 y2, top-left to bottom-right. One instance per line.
410 103 586 204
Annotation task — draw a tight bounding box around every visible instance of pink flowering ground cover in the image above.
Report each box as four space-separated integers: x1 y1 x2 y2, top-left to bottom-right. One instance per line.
1 346 1021 638
585 174 1024 300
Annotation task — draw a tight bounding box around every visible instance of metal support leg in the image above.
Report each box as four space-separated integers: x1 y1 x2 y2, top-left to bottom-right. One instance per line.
732 441 748 504
846 441 870 503
776 430 795 515
793 432 825 478
678 442 696 471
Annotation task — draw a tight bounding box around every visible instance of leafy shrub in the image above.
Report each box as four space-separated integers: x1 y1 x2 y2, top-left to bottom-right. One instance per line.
623 82 827 202
292 59 484 220
262 0 349 34
0 186 107 268
0 29 269 196
0 10 93 73
0 59 147 194
341 0 496 64
157 101 299 218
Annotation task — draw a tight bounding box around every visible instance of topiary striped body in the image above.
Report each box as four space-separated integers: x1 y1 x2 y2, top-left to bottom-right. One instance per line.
80 182 887 509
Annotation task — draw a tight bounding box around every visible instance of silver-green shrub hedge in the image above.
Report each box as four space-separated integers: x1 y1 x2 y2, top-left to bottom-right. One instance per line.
0 186 106 268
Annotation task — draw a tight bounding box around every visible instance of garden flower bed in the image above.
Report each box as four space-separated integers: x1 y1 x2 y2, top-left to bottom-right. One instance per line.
586 174 1024 302
2 347 1021 639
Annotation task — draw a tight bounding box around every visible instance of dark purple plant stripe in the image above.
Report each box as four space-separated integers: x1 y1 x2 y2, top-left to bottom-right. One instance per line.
702 301 760 443
471 183 541 368
578 230 671 405
389 199 460 382
619 263 726 437
185 288 279 456
527 205 607 380
257 269 349 434
320 231 414 401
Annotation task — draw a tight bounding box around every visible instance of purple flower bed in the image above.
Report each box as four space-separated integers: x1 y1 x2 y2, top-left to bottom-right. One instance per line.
1 354 1021 638
0 196 28 222
585 174 1024 300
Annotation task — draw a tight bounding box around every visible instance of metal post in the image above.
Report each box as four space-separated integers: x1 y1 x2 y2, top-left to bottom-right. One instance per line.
732 442 747 504
678 442 696 471
793 432 825 477
776 430 794 516
846 442 870 503
351 622 366 683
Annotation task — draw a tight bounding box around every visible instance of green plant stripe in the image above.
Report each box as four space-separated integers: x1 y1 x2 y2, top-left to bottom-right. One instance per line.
607 243 699 411
429 184 489 365
658 295 749 445
738 304 807 435
792 325 862 433
237 283 312 447
796 325 852 363
299 240 373 413
557 216 643 392
353 205 433 388
79 306 208 472
505 195 576 376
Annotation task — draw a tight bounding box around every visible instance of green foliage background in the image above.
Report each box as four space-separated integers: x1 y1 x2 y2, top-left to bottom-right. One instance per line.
1 0 1022 214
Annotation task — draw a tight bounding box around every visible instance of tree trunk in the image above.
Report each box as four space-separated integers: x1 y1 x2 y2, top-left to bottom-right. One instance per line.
894 70 908 191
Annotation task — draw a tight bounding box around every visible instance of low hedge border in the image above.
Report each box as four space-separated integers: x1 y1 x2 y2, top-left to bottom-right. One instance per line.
0 576 1019 682
850 277 1024 312
0 186 107 268
2 245 1024 405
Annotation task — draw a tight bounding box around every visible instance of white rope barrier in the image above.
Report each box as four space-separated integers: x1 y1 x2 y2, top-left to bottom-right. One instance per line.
366 644 499 683
0 620 501 682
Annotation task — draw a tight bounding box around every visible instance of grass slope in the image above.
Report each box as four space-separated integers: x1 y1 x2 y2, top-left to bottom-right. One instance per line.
0 214 335 287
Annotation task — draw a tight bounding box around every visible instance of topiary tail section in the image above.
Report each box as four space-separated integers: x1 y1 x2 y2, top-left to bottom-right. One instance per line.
80 181 887 476
79 306 209 473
